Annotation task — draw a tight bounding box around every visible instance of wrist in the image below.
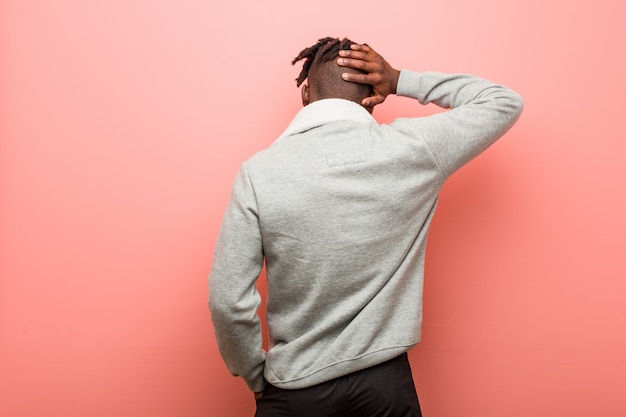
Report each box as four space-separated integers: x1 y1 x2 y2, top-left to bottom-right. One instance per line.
390 68 401 95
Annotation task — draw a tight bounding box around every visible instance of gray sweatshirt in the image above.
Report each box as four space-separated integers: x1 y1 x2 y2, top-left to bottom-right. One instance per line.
209 70 523 392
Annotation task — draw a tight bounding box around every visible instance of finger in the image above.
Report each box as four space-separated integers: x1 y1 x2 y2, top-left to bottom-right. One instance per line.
337 57 370 71
341 72 373 84
349 44 381 61
349 43 374 54
362 94 386 108
337 49 369 61
339 45 379 61
338 58 385 77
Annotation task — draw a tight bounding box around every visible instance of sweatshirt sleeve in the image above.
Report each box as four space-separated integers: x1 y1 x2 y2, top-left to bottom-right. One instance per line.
208 162 266 393
393 70 524 177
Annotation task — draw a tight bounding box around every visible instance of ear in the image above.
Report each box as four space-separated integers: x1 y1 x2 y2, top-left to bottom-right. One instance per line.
301 83 310 106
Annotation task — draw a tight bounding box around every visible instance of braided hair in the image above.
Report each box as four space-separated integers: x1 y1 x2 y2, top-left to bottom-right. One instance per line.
292 37 372 104
292 37 356 87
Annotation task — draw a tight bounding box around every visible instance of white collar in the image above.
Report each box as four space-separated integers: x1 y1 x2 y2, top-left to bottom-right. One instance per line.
275 98 377 142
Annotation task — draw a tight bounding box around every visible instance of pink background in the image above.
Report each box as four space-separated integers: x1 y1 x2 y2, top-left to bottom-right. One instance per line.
2 0 625 416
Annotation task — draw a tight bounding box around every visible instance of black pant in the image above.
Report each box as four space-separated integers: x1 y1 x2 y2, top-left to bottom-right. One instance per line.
255 353 422 417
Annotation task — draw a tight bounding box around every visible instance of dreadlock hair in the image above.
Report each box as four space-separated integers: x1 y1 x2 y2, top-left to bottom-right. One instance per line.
292 37 373 104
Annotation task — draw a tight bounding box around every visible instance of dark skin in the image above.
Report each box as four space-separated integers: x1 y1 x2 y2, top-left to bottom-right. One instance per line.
337 43 401 110
254 43 400 401
301 43 401 113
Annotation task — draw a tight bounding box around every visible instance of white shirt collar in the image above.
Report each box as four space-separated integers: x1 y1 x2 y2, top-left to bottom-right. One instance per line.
275 98 377 142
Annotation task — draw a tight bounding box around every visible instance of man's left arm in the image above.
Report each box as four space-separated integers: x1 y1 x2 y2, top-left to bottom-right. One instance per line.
209 162 266 393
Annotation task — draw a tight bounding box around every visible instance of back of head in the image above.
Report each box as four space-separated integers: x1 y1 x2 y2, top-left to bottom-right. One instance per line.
292 37 373 105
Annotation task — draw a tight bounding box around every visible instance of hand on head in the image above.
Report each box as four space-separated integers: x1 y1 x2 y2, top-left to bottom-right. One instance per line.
337 44 400 111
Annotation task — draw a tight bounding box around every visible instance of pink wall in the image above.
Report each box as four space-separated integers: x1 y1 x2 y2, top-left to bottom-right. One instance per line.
1 0 625 416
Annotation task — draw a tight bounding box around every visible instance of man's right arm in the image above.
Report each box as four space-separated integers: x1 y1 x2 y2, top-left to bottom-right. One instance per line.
338 44 524 177
393 70 524 177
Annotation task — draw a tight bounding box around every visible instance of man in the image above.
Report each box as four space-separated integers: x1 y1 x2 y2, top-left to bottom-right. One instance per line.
209 37 523 416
